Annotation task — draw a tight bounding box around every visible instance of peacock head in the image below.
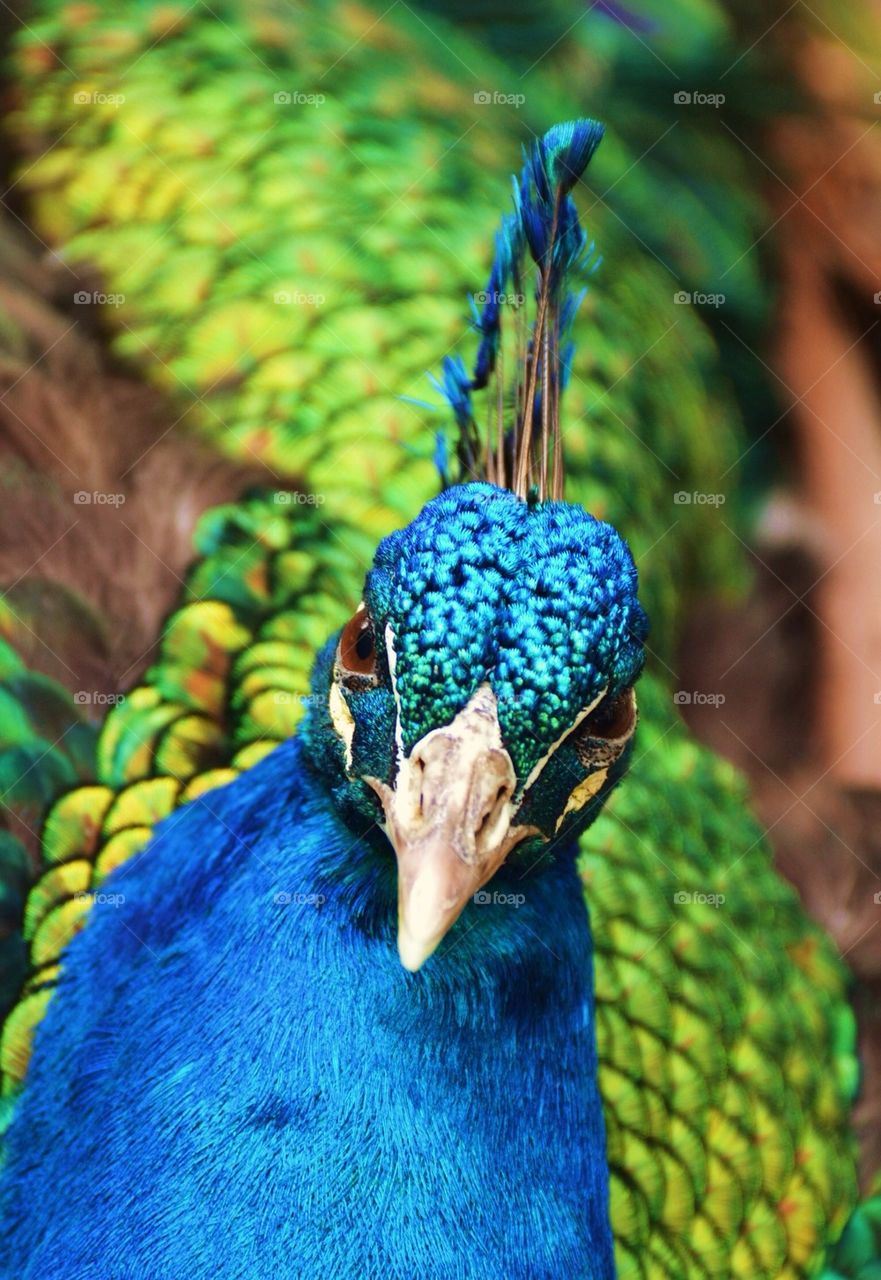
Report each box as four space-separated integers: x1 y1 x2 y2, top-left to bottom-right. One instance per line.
304 481 646 970
304 117 645 969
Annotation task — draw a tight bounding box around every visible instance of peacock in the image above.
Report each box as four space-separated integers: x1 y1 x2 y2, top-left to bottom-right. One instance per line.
0 0 879 1276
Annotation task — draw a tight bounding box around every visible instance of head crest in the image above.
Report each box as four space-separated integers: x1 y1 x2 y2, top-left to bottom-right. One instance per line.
430 119 604 502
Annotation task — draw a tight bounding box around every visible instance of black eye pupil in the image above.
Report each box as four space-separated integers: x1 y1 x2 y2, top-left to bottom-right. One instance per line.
355 629 374 661
581 689 635 741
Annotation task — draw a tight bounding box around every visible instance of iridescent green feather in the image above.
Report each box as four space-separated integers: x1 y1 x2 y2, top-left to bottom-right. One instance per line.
0 623 98 1037
7 0 746 662
823 1181 881 1280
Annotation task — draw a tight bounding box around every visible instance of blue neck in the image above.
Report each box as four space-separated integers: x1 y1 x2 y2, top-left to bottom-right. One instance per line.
0 737 615 1279
294 744 616 1277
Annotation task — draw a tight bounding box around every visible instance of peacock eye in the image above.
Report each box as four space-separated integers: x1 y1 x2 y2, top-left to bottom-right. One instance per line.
337 604 379 688
570 687 637 764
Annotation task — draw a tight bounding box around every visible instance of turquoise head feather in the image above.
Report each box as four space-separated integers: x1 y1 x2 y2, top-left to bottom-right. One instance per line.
303 119 647 971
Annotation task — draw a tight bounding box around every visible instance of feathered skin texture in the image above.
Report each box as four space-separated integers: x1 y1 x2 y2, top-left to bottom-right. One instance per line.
0 1 875 1277
363 487 645 771
0 735 615 1280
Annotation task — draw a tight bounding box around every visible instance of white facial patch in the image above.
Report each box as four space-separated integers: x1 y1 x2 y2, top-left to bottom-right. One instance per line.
329 680 355 770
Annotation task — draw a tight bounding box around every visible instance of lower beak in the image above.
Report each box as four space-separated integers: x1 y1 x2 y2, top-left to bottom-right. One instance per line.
394 834 499 972
367 684 530 971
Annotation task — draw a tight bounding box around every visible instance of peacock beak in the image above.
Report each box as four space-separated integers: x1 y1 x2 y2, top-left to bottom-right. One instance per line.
366 683 531 971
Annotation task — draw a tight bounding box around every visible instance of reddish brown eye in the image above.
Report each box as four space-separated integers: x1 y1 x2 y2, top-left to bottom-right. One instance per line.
583 688 636 740
572 688 636 765
337 605 378 686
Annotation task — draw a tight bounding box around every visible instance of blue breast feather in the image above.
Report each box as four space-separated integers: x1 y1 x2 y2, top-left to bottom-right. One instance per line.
0 739 614 1280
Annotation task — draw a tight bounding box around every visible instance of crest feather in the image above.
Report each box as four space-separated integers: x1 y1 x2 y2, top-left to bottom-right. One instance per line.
431 119 604 501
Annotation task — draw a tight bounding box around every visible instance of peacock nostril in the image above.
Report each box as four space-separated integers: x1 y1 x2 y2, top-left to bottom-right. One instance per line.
410 754 425 815
474 777 514 852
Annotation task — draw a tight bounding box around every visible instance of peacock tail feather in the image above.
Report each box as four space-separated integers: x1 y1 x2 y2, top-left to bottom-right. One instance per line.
0 615 97 1024
821 1178 881 1280
6 0 748 659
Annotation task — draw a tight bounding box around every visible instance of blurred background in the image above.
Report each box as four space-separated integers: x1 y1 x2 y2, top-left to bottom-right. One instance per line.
0 0 880 1172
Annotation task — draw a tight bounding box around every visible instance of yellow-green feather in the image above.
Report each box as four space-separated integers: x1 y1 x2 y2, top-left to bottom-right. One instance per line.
8 0 746 663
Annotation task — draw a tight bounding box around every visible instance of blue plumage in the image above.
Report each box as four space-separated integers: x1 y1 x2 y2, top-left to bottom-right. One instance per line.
0 736 613 1279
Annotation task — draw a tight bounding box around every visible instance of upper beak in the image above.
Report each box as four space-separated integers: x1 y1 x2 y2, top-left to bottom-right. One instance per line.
367 684 529 971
